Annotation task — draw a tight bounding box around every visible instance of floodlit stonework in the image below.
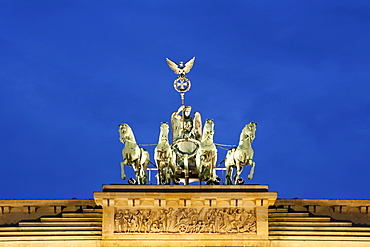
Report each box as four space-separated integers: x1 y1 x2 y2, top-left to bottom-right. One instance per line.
1 58 369 246
94 185 275 246
1 185 370 246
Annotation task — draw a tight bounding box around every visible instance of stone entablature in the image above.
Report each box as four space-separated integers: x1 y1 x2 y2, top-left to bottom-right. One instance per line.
275 198 370 225
2 190 370 246
94 184 277 246
0 199 96 225
2 197 369 227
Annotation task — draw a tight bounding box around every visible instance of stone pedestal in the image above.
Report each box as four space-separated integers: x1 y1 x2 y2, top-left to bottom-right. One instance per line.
94 184 277 247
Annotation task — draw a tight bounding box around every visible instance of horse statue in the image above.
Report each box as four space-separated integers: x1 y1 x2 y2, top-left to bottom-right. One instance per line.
154 122 175 185
118 123 150 185
225 122 257 185
196 119 217 183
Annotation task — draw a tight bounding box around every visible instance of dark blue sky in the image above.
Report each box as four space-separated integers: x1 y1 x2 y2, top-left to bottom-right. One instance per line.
0 1 369 199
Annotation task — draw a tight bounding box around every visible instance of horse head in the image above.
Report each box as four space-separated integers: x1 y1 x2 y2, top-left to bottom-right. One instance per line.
202 119 215 141
157 122 169 142
160 122 169 135
240 122 257 142
118 123 135 143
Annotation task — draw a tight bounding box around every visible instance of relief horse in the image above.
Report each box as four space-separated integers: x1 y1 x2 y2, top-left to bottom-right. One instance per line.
154 122 175 184
118 123 150 185
196 119 218 183
225 122 257 185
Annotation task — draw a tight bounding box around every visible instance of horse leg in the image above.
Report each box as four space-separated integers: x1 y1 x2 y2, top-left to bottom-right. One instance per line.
169 161 176 185
141 171 147 185
132 159 140 184
135 170 140 184
196 153 204 181
142 158 149 185
235 164 245 185
211 156 217 181
163 160 173 185
198 163 204 182
206 164 215 185
165 165 172 185
225 150 235 185
234 165 241 185
233 168 237 185
204 165 210 181
120 161 126 180
184 154 189 185
154 158 160 185
139 166 147 185
157 165 162 185
160 166 166 185
247 160 255 180
163 161 168 185
225 165 233 185
139 168 145 185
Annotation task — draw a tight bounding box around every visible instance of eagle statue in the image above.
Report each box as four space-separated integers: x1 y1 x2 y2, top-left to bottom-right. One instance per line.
166 57 195 77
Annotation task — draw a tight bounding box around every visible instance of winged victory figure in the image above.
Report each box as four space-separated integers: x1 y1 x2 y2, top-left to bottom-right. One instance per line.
166 57 195 77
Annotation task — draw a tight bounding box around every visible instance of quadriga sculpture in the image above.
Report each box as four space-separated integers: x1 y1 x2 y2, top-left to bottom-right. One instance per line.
225 122 257 185
196 119 217 183
118 123 150 185
154 122 175 185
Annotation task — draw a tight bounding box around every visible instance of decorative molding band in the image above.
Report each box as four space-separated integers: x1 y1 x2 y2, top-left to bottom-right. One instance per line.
114 207 256 234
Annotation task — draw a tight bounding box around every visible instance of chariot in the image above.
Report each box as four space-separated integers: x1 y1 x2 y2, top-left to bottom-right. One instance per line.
171 138 201 185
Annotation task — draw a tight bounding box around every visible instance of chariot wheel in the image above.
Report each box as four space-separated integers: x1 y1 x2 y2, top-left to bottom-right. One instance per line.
178 223 187 233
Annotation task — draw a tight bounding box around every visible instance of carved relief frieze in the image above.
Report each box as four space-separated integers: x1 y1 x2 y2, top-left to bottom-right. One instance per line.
114 207 256 234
